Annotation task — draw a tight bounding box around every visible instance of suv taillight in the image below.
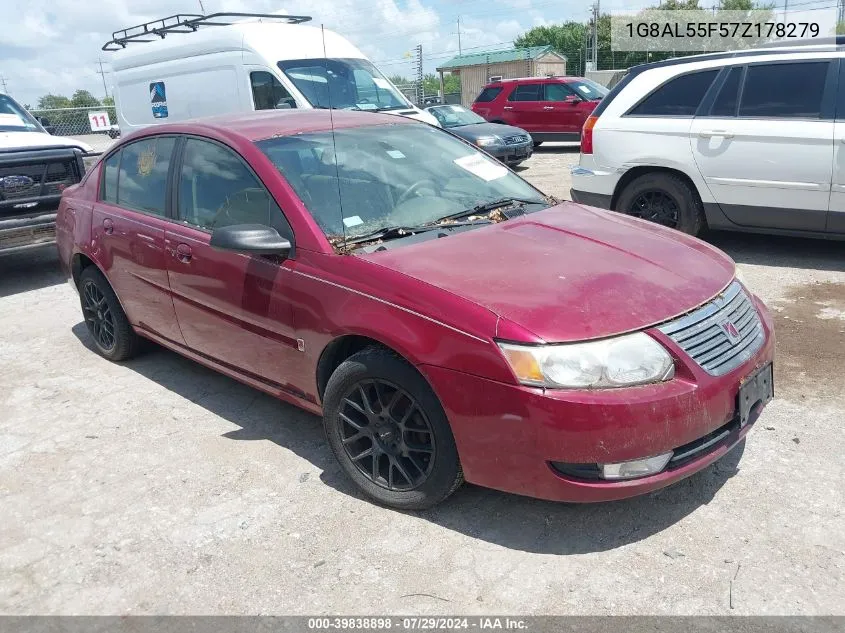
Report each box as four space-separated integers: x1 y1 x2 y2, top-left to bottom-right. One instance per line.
581 115 597 154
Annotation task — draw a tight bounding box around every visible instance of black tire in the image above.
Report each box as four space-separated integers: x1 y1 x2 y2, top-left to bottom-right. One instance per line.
508 160 524 168
533 141 543 148
614 172 704 235
78 266 140 362
322 347 463 510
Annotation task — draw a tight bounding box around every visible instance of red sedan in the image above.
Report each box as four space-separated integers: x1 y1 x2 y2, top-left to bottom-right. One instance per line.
56 110 774 509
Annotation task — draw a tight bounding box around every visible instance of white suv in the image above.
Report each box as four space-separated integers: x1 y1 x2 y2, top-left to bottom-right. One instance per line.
570 42 845 238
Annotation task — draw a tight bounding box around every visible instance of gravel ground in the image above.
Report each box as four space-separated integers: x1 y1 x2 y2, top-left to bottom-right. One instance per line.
1 147 843 615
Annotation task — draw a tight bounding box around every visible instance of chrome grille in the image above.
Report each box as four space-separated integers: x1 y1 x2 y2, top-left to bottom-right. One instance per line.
504 134 529 145
658 281 764 377
0 159 78 201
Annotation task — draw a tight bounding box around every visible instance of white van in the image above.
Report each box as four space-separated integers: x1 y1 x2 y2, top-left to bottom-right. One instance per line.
105 13 439 132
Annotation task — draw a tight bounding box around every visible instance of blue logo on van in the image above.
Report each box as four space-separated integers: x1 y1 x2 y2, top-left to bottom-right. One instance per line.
150 81 168 119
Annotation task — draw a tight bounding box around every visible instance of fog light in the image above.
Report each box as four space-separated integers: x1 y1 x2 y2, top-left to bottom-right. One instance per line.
599 451 673 480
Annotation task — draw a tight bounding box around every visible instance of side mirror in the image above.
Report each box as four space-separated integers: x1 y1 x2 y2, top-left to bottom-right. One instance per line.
564 94 580 105
210 224 292 257
36 117 55 134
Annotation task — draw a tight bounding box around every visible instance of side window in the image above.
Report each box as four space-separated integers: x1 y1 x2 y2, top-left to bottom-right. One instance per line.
475 87 503 102
544 83 574 102
739 62 828 119
710 66 743 117
628 69 719 117
101 151 120 203
508 84 543 102
178 138 289 235
116 137 176 216
251 71 296 110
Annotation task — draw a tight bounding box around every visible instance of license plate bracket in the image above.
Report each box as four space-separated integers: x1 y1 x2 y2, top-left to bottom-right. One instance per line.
737 362 774 427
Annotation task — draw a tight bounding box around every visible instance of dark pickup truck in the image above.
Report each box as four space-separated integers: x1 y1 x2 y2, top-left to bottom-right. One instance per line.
0 146 87 254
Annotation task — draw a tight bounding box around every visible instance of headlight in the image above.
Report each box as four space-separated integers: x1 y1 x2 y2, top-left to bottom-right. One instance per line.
475 136 501 147
497 332 675 389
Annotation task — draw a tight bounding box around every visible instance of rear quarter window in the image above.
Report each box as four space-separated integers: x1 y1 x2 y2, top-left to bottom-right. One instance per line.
627 69 719 117
475 87 503 102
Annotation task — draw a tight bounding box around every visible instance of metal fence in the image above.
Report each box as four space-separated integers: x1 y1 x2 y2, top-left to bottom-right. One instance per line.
28 105 118 137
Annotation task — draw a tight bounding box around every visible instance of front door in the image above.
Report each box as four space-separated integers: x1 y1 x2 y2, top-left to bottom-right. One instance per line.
540 82 583 135
690 60 834 232
92 136 185 344
164 136 304 393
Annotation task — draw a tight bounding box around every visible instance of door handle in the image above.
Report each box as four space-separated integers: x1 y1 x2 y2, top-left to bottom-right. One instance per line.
543 106 555 110
699 130 734 139
503 106 513 110
175 243 192 263
102 218 114 235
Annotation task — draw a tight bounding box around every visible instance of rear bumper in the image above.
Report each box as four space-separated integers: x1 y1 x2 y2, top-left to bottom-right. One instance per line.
420 297 775 503
570 189 612 209
0 212 57 255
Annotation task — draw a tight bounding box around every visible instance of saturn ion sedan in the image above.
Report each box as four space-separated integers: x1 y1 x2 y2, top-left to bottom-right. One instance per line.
56 110 774 509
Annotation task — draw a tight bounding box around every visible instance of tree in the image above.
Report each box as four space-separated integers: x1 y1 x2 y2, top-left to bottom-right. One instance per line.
422 73 460 95
70 89 100 108
37 94 71 110
388 74 412 86
102 95 115 106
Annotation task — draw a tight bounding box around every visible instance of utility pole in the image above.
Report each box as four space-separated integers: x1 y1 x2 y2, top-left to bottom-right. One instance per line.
96 59 110 100
456 17 462 56
412 44 423 105
0 76 8 94
198 0 206 13
592 0 599 71
838 0 845 29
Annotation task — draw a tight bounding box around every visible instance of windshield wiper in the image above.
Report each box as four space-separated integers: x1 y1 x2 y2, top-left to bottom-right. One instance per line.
341 221 484 246
431 197 547 223
375 105 410 112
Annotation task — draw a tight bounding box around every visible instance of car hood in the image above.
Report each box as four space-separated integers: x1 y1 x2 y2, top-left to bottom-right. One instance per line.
447 122 528 140
357 203 736 342
0 131 93 153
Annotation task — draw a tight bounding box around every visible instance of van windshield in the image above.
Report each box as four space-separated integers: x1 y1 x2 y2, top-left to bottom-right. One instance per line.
0 95 43 133
278 58 410 112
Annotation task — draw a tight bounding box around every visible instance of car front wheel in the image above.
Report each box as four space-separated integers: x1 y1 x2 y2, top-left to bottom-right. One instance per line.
614 172 704 235
322 347 463 510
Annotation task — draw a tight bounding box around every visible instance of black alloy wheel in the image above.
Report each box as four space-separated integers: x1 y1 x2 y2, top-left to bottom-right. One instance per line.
627 189 680 228
82 280 116 352
338 379 435 491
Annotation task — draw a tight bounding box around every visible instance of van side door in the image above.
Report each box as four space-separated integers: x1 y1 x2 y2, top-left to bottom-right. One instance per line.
689 60 835 232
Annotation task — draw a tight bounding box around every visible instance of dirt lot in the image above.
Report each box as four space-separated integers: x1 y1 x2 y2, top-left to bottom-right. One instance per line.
1 146 844 615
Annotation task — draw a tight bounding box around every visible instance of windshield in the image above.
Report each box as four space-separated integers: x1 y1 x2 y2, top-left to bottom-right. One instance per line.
257 123 548 243
427 105 486 128
0 95 44 133
278 58 409 112
567 79 609 101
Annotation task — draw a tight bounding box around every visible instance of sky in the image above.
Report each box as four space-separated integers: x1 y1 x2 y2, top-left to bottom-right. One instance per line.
0 0 665 107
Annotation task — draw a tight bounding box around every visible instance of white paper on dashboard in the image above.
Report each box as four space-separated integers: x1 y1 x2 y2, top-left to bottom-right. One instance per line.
453 153 508 182
0 113 26 127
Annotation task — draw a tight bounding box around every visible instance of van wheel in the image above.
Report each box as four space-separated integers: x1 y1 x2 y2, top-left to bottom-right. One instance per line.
615 172 703 235
322 347 463 510
79 267 139 361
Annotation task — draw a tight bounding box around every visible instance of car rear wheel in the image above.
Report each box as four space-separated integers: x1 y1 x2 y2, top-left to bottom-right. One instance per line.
322 347 463 510
79 267 139 361
614 172 703 235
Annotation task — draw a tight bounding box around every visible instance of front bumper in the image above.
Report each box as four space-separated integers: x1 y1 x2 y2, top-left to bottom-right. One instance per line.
420 297 775 503
488 143 533 164
0 212 57 255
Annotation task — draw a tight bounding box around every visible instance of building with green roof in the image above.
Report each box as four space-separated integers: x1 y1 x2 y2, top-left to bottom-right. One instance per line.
436 46 567 105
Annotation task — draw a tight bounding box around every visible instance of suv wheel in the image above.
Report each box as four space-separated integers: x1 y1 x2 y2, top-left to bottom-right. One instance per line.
322 347 463 510
79 267 140 361
615 172 703 235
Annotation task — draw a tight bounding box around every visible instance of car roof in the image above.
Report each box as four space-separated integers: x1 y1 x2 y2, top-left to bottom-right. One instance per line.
486 76 583 85
123 110 415 144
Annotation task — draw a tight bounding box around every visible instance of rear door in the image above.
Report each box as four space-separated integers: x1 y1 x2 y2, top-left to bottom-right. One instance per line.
92 136 185 344
164 136 304 391
502 83 544 131
827 58 845 234
690 59 835 232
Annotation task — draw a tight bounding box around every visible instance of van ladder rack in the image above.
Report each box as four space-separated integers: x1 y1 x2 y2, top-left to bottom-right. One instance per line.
102 12 313 51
